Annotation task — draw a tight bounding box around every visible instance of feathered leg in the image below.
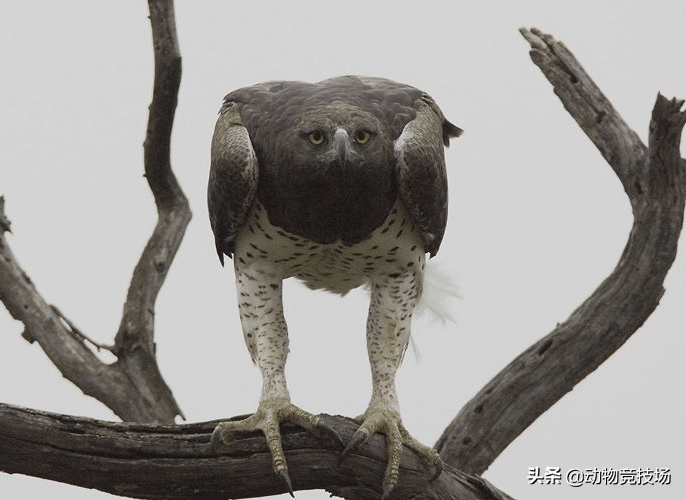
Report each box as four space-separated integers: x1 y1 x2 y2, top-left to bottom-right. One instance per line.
212 270 322 496
342 270 441 498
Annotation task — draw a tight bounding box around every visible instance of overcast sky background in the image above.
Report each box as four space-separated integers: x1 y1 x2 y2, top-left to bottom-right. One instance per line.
1 1 684 499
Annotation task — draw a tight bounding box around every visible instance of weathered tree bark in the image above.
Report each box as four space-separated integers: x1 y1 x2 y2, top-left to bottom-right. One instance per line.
0 0 188 424
110 0 189 423
436 28 686 474
0 403 512 500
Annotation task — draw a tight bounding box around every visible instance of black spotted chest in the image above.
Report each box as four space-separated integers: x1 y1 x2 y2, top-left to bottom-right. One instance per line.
233 200 426 294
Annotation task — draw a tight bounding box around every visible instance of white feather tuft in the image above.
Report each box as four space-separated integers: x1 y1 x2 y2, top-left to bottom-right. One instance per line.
415 261 461 325
406 262 460 363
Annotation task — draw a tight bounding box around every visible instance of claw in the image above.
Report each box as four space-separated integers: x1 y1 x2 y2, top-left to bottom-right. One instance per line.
277 468 294 497
380 482 395 500
339 429 367 464
211 401 320 497
210 426 231 454
431 457 443 481
317 418 345 448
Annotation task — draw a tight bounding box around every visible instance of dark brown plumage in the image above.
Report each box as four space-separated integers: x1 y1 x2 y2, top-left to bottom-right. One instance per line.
208 76 461 261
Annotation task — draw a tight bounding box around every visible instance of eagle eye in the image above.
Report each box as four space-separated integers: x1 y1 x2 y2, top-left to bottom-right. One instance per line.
308 131 325 145
355 130 371 144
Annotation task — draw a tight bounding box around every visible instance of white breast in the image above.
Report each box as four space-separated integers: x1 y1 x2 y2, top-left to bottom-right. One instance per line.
233 199 427 295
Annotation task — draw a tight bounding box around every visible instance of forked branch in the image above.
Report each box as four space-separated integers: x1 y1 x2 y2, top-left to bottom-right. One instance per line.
0 0 188 423
436 28 686 474
110 0 189 423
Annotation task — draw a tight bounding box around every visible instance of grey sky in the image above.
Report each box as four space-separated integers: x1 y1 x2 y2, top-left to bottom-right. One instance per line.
1 1 684 499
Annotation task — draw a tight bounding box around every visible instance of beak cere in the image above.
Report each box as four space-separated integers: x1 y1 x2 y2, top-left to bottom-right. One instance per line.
333 128 350 167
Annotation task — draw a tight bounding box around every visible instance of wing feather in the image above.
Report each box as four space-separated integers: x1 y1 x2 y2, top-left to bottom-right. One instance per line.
394 96 461 256
207 102 258 265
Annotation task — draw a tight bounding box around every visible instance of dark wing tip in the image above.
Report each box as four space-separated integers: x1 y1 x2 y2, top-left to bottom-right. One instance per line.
426 233 443 258
214 239 235 267
215 243 226 267
443 120 463 146
420 93 462 146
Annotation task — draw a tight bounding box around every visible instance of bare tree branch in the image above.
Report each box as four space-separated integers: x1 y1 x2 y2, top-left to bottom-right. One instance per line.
110 0 189 423
0 0 187 424
0 403 513 500
0 203 135 413
436 28 686 475
0 203 140 408
50 304 114 352
0 197 10 233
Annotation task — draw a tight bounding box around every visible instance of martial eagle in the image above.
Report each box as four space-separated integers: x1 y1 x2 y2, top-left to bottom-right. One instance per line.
208 75 461 497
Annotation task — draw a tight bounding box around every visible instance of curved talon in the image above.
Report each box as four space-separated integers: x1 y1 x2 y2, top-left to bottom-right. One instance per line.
342 409 442 495
210 426 231 454
431 457 443 481
277 468 294 498
317 418 345 448
340 429 367 463
212 401 320 497
380 482 395 500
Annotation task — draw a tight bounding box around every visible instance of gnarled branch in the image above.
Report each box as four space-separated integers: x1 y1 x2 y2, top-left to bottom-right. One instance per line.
436 28 686 474
0 404 512 500
0 0 188 424
110 0 189 423
0 201 135 412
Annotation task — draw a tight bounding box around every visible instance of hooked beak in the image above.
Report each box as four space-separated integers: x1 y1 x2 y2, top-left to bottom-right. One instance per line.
333 128 350 167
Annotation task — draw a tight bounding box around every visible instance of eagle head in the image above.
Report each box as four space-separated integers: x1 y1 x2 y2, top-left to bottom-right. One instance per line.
279 104 393 180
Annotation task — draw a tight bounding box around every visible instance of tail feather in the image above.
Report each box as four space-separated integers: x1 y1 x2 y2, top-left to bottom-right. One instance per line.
416 262 461 325
408 262 460 363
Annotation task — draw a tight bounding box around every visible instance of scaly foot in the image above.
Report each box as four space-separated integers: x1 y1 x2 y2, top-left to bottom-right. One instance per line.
211 399 336 496
340 407 442 499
